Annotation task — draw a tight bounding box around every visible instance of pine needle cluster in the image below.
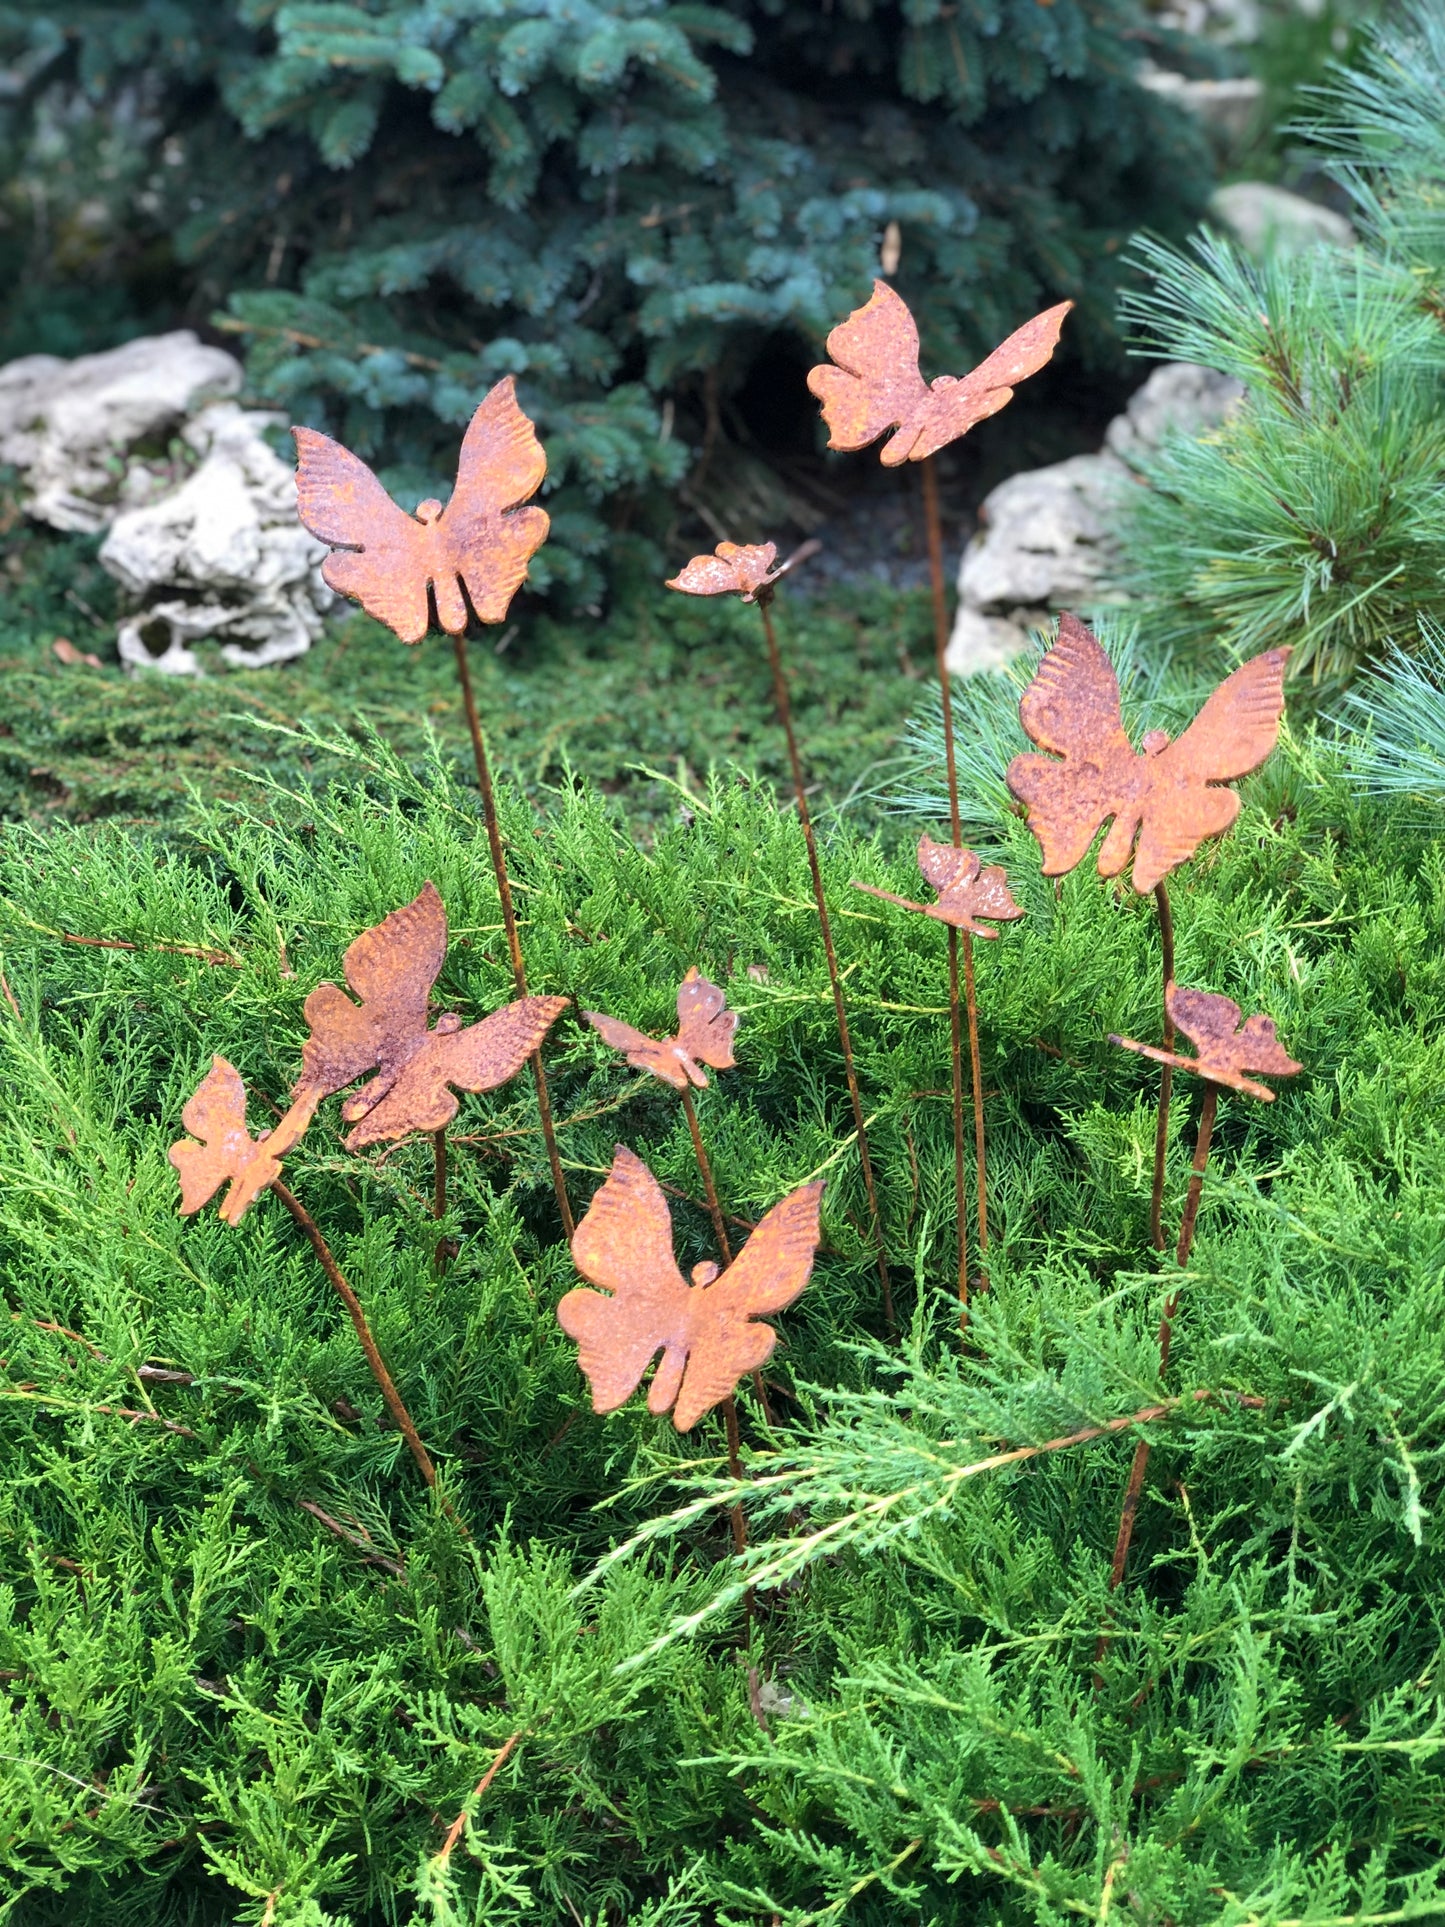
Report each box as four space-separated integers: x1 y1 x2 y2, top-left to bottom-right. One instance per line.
2 657 1443 1921
1110 0 1445 681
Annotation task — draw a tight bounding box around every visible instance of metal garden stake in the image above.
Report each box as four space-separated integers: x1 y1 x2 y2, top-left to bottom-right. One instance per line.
292 378 574 1234
665 539 897 1332
1007 613 1290 1250
807 280 1071 1303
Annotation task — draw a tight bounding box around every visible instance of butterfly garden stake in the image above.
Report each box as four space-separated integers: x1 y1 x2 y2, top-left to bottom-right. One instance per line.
666 540 895 1332
170 1057 444 1495
1007 614 1290 1250
852 835 1024 1304
558 1143 823 1557
292 377 575 1235
808 282 1070 1299
585 968 740 1265
1105 984 1300 1589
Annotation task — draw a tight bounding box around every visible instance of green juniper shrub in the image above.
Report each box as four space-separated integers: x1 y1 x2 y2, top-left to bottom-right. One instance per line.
1110 0 1445 681
0 0 1215 602
1 646 1444 1921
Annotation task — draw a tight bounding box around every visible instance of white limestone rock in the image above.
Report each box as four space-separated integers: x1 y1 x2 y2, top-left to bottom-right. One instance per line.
1209 181 1355 256
945 362 1244 676
101 402 332 675
1136 64 1263 145
0 331 242 534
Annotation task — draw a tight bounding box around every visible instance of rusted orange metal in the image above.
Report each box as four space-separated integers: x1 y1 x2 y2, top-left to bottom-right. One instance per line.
584 968 737 1092
1111 982 1301 1102
171 1057 319 1225
666 541 784 604
1007 614 1291 894
807 280 1073 465
853 834 1024 939
558 1144 822 1431
293 377 549 643
294 881 568 1148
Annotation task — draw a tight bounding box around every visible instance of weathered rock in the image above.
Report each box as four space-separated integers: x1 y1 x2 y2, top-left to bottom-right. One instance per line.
0 332 242 534
1136 64 1263 146
101 401 332 675
946 362 1243 675
1104 361 1245 464
1209 181 1355 256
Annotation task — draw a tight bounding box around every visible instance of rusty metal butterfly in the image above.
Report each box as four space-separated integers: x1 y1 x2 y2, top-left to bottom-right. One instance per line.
666 541 785 604
171 1058 319 1225
807 281 1073 466
558 1144 823 1431
293 881 568 1147
1111 983 1301 1102
293 377 548 644
1006 614 1290 896
584 968 738 1092
853 834 1025 939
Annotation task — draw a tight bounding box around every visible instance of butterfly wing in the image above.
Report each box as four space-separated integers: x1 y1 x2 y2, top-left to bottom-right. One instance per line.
1167 984 1300 1092
170 1056 251 1216
675 968 738 1077
1132 649 1291 894
293 428 434 645
666 542 780 600
807 281 931 462
297 882 447 1103
342 994 569 1147
585 1009 689 1090
1007 613 1139 877
1234 1014 1302 1080
917 835 981 898
560 1145 692 1414
439 378 550 627
908 301 1073 463
671 1179 823 1431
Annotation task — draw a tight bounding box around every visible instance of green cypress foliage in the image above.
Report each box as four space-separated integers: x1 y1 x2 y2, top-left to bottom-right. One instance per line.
2 633 1444 1920
0 0 1214 601
1110 0 1445 680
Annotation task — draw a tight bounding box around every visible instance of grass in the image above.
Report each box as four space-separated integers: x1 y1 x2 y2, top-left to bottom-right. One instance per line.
2 599 1444 1923
0 516 931 834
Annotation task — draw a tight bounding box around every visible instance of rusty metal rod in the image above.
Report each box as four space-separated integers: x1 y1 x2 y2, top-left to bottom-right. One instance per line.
681 1086 773 1424
680 1085 733 1265
1107 1080 1220 1593
961 926 989 1270
1149 882 1176 1253
450 631 574 1237
921 455 975 1311
757 595 893 1333
271 1178 440 1494
947 928 969 1310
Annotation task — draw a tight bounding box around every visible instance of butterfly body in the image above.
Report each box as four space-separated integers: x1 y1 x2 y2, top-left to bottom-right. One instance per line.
294 881 567 1147
1111 983 1301 1102
807 281 1072 466
585 968 737 1092
558 1145 822 1430
293 377 549 645
1007 615 1289 894
170 1057 319 1225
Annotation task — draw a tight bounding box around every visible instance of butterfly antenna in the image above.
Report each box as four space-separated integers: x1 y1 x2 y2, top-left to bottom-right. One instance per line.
450 631 574 1236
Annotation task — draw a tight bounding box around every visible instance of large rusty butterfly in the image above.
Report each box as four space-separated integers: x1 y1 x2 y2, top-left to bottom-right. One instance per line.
584 968 738 1092
1111 983 1301 1102
293 881 567 1148
171 1058 319 1225
807 280 1073 466
293 377 549 644
558 1145 822 1431
1006 615 1290 895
